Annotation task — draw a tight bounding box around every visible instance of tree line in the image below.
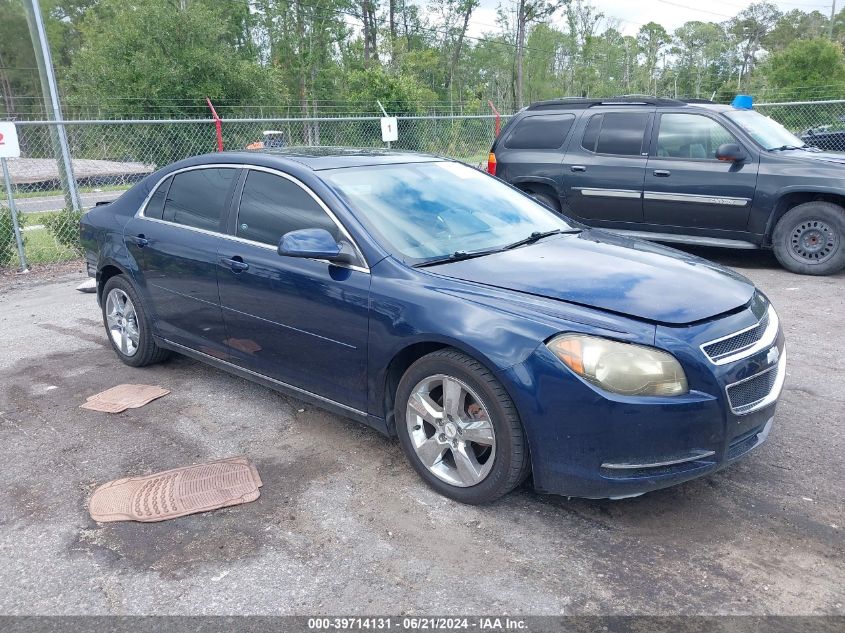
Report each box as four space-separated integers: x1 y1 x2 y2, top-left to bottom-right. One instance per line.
3 0 845 120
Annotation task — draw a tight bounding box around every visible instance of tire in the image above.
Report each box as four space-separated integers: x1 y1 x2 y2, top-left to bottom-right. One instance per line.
395 348 531 504
529 191 561 213
772 201 845 275
101 274 170 367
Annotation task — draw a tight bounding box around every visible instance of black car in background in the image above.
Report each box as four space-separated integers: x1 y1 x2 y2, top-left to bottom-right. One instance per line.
799 122 845 152
488 96 845 275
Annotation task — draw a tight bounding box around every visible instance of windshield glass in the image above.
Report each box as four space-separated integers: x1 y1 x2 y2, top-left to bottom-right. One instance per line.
725 109 806 150
322 161 572 263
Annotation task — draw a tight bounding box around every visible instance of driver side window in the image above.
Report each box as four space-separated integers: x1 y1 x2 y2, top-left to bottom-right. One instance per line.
656 113 737 160
236 170 339 246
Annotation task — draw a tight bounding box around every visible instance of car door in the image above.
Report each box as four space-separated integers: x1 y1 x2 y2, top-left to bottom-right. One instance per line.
562 109 652 223
124 166 238 355
216 167 371 412
643 112 759 231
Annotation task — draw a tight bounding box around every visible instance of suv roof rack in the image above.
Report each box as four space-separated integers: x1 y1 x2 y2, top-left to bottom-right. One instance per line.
527 96 687 111
681 98 716 104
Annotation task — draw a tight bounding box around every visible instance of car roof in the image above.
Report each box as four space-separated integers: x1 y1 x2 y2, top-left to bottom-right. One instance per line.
523 97 738 114
174 147 445 172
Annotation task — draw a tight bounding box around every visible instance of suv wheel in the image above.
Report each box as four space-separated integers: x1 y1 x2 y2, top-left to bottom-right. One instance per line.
529 191 560 213
773 201 845 275
395 349 531 504
101 275 170 367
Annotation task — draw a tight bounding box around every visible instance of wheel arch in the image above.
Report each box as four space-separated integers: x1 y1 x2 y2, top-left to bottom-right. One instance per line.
96 261 130 304
511 178 564 208
380 338 520 437
766 190 845 244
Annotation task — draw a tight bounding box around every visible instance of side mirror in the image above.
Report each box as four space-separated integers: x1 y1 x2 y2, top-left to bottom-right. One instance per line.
715 143 747 163
278 228 354 264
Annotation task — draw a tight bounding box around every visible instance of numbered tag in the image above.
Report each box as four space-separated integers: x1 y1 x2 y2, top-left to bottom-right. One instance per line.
0 122 21 159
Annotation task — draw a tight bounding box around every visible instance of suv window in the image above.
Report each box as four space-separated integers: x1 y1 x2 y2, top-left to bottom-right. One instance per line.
656 113 737 159
504 114 575 150
236 170 339 246
162 168 237 231
582 112 650 156
144 175 172 220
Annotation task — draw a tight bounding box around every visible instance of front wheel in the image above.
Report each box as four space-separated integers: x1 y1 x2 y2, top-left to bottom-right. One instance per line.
395 349 530 504
772 201 845 275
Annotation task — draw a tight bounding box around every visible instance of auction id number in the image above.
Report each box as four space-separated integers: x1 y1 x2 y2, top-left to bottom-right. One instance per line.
309 618 472 630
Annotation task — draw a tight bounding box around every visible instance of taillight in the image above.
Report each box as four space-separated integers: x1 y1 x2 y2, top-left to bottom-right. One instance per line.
487 152 497 176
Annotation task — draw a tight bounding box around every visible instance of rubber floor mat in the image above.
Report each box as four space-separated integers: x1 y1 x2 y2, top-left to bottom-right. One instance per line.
80 384 169 413
88 457 262 523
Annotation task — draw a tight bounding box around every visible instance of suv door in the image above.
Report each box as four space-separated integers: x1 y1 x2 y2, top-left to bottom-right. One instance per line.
562 109 652 223
124 166 238 355
215 168 371 412
643 112 759 231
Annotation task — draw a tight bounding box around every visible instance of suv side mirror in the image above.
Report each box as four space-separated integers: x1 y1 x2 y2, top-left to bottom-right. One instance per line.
716 143 747 163
278 228 354 264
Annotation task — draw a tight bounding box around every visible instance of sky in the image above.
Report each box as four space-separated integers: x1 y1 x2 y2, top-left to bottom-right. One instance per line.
466 0 838 38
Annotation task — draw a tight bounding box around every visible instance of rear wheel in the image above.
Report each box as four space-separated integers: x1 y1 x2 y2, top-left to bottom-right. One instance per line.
529 191 560 213
101 275 169 367
772 201 845 275
395 349 530 504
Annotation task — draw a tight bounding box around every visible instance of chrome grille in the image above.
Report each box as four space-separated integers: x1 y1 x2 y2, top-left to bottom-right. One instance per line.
703 312 769 362
726 365 780 415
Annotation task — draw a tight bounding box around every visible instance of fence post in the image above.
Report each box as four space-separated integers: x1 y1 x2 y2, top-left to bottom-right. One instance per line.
488 100 501 137
1 158 28 273
206 98 224 152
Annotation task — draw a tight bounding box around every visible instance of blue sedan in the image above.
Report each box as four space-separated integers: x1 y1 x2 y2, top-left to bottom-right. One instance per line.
80 148 786 503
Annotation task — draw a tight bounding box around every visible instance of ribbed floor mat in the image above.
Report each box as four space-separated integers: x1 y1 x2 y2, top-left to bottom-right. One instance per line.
80 384 170 413
88 457 262 523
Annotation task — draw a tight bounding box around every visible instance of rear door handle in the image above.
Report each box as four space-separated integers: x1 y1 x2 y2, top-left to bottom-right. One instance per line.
220 257 249 272
131 234 149 248
653 169 671 177
570 165 587 172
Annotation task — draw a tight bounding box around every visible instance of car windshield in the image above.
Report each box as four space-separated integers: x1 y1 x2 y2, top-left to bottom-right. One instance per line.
724 109 806 150
322 161 573 263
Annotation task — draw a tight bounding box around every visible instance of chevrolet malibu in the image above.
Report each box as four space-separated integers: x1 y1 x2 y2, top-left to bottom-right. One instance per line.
80 149 786 503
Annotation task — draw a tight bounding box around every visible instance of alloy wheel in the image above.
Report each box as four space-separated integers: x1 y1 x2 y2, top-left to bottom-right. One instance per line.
405 374 496 487
105 288 140 357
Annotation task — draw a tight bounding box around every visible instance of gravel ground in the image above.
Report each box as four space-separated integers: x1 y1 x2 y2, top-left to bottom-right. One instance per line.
0 248 842 616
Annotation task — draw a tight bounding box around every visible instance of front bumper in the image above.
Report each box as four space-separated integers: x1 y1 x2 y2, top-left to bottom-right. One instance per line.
500 319 785 499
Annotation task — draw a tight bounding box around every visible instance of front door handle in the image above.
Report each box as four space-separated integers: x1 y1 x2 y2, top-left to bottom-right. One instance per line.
653 169 671 177
131 234 149 248
220 256 249 273
571 165 587 172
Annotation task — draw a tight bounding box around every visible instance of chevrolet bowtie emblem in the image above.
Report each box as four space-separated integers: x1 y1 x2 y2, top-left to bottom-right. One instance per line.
766 346 780 365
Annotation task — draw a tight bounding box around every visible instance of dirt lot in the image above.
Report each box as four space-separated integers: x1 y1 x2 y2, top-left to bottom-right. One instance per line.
0 250 842 616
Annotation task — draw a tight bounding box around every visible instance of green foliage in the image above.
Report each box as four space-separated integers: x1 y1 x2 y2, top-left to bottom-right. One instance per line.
0 207 25 267
763 38 845 99
44 208 84 256
66 0 281 118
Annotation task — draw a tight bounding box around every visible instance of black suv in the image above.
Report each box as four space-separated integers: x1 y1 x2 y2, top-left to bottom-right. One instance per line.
488 97 845 275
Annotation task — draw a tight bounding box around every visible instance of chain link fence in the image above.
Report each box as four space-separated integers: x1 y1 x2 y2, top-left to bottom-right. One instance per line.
0 114 510 270
2 100 844 270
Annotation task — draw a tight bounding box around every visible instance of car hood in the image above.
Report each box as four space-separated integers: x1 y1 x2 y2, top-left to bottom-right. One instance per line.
426 230 755 325
780 148 845 166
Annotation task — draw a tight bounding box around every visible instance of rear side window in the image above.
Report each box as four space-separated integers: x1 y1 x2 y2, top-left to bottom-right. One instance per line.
162 168 237 232
144 176 172 220
504 114 575 149
236 170 338 246
582 112 650 156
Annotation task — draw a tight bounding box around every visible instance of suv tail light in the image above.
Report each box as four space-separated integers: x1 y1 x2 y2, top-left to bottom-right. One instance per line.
487 152 497 176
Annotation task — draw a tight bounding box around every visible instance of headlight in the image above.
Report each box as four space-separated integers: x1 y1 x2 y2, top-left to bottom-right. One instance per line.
547 334 688 397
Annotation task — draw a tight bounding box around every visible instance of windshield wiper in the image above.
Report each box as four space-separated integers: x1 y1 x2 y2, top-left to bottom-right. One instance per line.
769 144 807 151
503 228 580 250
413 248 503 268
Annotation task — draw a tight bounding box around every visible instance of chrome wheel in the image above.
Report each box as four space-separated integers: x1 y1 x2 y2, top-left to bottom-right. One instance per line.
790 219 838 264
405 374 496 487
105 288 140 357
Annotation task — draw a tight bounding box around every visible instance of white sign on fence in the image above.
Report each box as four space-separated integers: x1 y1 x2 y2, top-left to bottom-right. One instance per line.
0 122 21 159
380 117 398 143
